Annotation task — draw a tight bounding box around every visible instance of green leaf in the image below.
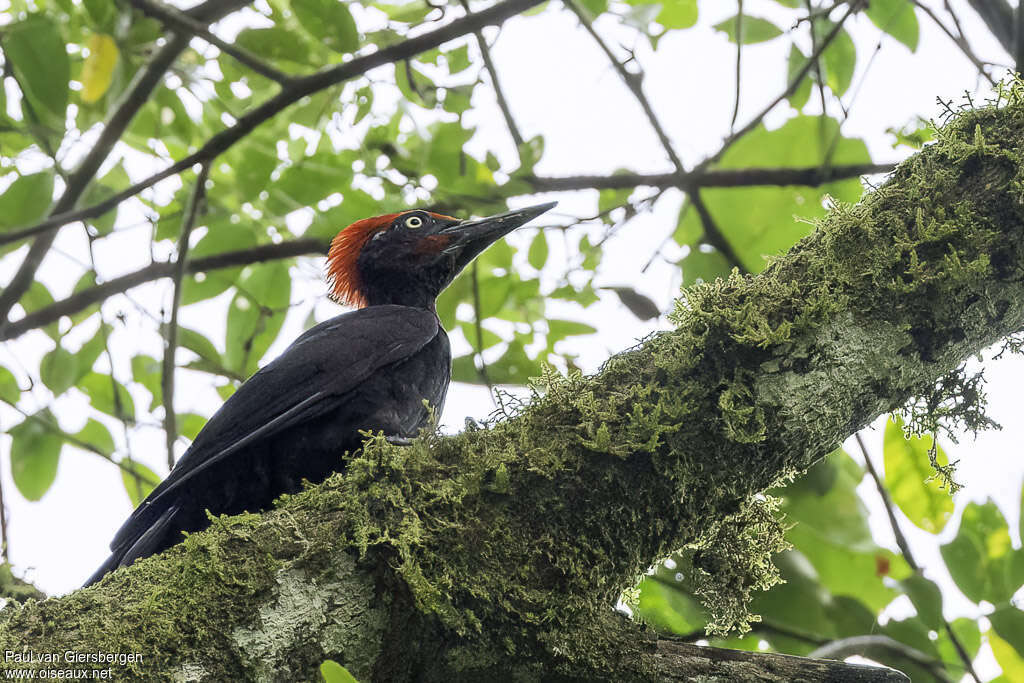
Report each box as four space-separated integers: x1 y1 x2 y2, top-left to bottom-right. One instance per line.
604 287 660 321
120 460 159 507
131 354 163 410
20 281 60 340
76 418 115 456
883 417 953 533
780 451 907 610
225 262 291 376
821 25 856 96
179 413 206 441
786 44 812 111
81 33 119 103
320 659 358 683
713 15 783 44
635 575 706 634
459 322 502 351
40 346 78 396
527 231 548 270
0 366 20 404
235 27 312 68
940 500 1017 603
445 44 471 73
657 0 697 29
898 574 943 630
0 172 55 232
2 16 70 131
936 617 981 666
291 0 359 54
990 605 1024 659
9 415 62 501
547 319 598 341
865 0 919 51
79 372 135 421
177 326 223 366
991 630 1024 681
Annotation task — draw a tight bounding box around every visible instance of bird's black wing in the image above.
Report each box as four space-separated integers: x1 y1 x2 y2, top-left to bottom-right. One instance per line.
108 305 438 553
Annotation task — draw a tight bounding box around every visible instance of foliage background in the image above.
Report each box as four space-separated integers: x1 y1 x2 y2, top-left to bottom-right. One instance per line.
0 0 1022 680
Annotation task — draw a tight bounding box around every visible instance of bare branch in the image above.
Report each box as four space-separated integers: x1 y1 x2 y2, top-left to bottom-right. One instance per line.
128 0 292 85
0 239 327 342
564 0 684 174
161 164 210 470
460 0 524 149
909 0 996 84
855 433 980 683
809 635 954 683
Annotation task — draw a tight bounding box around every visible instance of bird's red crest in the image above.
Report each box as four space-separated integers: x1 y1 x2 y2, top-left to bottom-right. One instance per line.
326 211 458 308
327 213 400 308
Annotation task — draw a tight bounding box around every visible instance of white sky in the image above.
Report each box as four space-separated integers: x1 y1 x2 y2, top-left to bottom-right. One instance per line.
0 2 1021 677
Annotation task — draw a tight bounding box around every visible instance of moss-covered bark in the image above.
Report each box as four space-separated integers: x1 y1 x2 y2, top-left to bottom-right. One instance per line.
4 94 1024 681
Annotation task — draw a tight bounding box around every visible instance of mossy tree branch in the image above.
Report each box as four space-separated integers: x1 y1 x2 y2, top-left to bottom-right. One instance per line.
4 97 1024 681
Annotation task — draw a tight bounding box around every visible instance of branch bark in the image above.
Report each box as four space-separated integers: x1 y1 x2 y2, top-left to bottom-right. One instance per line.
3 94 1022 681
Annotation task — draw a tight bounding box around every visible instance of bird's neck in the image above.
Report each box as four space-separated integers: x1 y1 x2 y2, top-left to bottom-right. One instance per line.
361 285 438 311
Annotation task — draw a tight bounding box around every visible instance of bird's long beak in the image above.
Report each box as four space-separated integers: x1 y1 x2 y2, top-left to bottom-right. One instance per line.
440 201 557 272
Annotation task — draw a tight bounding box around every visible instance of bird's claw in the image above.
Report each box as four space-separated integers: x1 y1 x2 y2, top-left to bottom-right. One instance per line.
385 435 414 447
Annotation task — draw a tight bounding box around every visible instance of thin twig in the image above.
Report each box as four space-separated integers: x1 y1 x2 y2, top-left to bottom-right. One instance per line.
470 262 496 398
909 0 996 84
128 0 292 85
0 163 895 249
855 433 981 683
460 0 524 149
809 635 954 682
0 398 160 488
0 472 8 562
162 163 210 470
564 0 683 173
695 0 867 174
730 0 743 133
0 0 546 257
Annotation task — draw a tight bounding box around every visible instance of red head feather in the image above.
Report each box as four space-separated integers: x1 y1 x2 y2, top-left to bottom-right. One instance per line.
326 211 459 308
326 213 400 308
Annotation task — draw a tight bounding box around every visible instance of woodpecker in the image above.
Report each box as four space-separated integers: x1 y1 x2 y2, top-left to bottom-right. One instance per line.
84 201 556 586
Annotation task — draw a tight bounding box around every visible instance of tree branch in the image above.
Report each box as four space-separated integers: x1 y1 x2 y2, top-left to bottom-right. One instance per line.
0 239 327 342
128 0 292 85
161 164 210 470
695 0 865 173
459 0 524 150
0 163 894 251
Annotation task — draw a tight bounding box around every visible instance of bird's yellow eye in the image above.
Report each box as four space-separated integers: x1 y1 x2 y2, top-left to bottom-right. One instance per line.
404 215 424 229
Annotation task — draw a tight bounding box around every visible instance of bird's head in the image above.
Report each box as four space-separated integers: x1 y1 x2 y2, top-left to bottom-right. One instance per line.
327 202 556 309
